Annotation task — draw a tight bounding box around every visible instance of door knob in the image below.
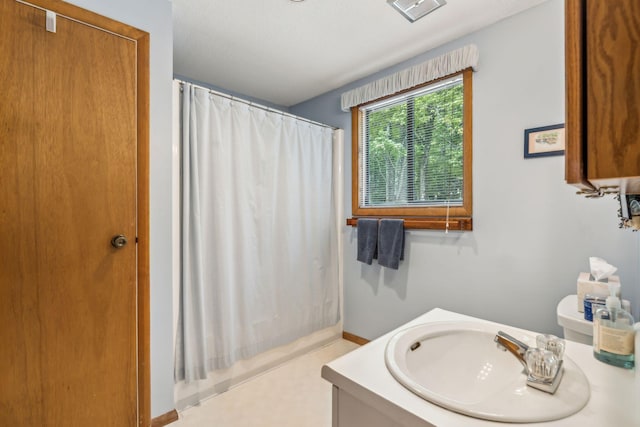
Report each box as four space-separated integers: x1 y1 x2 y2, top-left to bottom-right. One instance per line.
111 234 128 249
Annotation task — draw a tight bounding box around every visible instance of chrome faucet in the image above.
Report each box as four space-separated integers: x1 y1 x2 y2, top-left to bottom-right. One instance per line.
494 330 565 394
494 331 529 368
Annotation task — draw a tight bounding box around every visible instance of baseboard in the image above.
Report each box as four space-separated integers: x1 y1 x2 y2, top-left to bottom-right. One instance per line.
151 409 179 427
343 331 370 345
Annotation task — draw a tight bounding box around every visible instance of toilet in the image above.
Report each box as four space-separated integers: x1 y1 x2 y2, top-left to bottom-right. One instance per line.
556 294 593 345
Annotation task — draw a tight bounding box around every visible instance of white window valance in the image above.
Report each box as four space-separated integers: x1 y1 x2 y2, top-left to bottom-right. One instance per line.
340 44 479 112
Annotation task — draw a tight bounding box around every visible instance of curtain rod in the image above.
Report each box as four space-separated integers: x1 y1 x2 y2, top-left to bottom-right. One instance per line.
175 79 337 130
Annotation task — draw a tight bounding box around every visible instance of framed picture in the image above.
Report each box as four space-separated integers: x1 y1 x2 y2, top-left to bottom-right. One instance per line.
619 194 640 230
524 124 565 158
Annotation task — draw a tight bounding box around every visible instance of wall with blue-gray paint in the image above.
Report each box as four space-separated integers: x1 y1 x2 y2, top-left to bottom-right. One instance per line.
291 0 639 339
66 0 175 418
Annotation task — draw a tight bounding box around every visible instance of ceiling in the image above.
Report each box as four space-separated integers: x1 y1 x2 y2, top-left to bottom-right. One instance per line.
173 0 549 108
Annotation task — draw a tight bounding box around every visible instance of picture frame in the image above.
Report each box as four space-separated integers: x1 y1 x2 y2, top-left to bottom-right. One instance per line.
524 124 565 158
619 194 640 230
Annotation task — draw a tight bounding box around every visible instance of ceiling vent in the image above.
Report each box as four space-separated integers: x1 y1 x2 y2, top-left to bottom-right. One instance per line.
387 0 447 23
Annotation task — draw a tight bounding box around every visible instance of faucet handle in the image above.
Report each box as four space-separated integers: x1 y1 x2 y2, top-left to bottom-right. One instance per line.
525 348 560 381
536 334 565 360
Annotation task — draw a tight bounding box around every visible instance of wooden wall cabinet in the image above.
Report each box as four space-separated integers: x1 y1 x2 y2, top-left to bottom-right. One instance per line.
565 0 640 196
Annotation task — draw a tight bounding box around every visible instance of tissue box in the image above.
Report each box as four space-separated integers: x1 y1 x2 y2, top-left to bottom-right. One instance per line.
576 272 621 312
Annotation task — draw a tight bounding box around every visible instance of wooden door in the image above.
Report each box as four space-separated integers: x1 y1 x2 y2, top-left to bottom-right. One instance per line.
0 0 149 425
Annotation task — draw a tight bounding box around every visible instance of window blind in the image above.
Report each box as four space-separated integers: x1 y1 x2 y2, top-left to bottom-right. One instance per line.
359 75 464 209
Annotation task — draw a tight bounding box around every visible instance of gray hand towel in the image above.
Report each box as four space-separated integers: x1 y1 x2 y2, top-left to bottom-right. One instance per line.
377 219 404 269
356 218 378 265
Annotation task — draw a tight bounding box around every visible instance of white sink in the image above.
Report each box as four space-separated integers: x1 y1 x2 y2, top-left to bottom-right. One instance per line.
384 321 590 423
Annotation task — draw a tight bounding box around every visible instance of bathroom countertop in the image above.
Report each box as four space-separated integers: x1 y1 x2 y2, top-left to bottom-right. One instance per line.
322 308 639 426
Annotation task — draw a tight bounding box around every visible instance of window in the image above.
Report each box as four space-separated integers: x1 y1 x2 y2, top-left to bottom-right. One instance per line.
350 69 472 230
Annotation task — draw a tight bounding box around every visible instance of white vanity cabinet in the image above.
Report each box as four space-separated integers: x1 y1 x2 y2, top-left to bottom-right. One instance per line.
322 309 638 427
328 384 431 427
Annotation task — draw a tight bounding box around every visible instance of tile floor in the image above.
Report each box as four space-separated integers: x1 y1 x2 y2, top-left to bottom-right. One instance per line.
172 339 359 427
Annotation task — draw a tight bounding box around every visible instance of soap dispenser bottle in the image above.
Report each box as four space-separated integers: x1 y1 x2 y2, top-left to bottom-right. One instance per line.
593 283 635 369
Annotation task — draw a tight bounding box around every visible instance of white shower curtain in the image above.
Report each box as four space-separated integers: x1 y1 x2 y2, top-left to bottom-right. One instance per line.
175 82 340 383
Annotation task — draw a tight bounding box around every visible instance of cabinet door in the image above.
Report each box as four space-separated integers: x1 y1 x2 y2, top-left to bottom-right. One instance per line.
565 0 592 191
565 0 640 194
587 0 640 191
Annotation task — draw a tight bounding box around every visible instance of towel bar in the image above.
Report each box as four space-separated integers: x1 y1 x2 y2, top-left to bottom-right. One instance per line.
346 217 472 231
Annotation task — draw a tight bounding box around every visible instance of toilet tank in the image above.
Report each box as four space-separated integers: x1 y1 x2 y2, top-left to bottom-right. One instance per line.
557 295 593 345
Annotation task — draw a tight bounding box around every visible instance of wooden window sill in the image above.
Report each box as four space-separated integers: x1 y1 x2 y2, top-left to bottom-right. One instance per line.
346 217 472 231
